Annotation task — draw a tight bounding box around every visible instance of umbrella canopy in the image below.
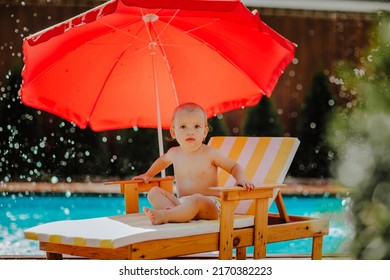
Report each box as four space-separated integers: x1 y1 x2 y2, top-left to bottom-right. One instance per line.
20 0 295 158
20 0 295 129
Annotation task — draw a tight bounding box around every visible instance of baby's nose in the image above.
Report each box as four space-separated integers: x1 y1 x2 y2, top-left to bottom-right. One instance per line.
187 127 195 134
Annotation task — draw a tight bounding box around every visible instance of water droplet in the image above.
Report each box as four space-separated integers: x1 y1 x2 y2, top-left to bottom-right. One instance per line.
65 190 72 197
50 176 59 184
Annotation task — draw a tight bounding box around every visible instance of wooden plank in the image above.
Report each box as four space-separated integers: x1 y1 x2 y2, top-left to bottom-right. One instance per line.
236 247 247 260
107 177 174 187
267 219 329 243
131 229 254 259
46 252 63 260
268 213 326 224
221 188 274 201
40 242 132 260
218 200 236 259
131 233 219 259
123 182 139 214
211 184 286 192
274 191 290 222
253 198 268 259
159 178 174 193
312 235 324 260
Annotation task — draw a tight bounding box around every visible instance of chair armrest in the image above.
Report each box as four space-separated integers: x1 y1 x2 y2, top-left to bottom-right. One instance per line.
210 184 287 201
106 176 175 193
106 177 175 214
212 184 289 220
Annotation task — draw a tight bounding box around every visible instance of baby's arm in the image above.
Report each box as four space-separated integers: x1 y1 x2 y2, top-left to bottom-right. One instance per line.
230 163 255 190
211 148 254 191
133 153 172 183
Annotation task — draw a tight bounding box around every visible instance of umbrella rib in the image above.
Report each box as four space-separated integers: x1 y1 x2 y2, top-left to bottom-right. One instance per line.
87 22 150 123
141 8 180 107
155 9 180 42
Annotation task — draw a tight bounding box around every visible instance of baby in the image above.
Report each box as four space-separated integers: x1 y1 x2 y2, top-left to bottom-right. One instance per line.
133 103 254 224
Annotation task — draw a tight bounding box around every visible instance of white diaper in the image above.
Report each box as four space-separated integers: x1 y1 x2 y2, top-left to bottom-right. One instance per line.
178 195 221 214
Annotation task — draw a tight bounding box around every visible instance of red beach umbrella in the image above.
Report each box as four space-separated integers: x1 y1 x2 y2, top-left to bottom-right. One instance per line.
20 0 295 159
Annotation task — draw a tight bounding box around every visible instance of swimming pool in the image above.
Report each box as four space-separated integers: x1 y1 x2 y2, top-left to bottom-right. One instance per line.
0 193 352 256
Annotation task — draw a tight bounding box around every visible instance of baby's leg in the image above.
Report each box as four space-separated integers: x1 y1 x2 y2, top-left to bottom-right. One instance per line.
143 207 168 225
147 186 180 210
144 194 219 224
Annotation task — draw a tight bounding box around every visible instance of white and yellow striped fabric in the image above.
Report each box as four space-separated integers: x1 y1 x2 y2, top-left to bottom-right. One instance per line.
208 137 300 214
24 213 254 249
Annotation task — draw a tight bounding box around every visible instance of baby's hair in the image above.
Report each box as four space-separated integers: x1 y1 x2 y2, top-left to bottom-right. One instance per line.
171 103 207 126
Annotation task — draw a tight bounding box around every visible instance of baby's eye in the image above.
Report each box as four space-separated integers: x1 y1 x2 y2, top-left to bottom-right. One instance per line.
195 125 201 129
180 125 186 129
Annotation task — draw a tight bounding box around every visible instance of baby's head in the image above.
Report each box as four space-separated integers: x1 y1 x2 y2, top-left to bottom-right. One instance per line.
169 103 209 145
171 103 208 127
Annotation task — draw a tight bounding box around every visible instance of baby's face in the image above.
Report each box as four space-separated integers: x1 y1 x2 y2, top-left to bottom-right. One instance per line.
170 108 208 152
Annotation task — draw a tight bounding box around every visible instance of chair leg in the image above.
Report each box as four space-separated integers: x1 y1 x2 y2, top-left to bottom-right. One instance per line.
46 252 63 260
236 247 247 260
219 200 236 260
311 235 323 260
253 198 268 259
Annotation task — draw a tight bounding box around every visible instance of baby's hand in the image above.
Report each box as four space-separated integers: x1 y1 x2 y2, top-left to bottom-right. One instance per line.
132 173 152 184
236 179 255 191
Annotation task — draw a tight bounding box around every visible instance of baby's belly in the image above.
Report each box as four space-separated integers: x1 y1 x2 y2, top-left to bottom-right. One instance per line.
177 183 220 197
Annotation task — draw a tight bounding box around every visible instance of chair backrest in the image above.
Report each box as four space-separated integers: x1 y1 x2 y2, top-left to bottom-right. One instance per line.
207 137 300 214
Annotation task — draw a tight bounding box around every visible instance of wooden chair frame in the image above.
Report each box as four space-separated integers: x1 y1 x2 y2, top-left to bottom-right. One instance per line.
40 177 328 260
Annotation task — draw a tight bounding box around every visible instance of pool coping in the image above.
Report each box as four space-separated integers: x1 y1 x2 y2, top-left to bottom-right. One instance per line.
1 178 349 196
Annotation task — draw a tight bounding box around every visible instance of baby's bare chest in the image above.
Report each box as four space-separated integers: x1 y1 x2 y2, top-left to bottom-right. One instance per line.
173 157 215 176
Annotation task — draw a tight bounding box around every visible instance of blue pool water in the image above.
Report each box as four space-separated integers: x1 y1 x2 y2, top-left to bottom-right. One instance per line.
0 193 352 256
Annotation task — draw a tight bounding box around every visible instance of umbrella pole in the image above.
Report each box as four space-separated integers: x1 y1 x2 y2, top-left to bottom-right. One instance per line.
151 42 166 178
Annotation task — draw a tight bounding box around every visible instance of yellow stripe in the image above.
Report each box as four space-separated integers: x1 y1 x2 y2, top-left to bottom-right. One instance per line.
49 235 62 244
244 138 271 182
219 137 248 186
209 137 228 186
243 138 271 215
73 237 87 246
25 232 38 240
228 137 248 160
208 137 225 149
100 239 114 248
245 138 295 214
264 138 295 184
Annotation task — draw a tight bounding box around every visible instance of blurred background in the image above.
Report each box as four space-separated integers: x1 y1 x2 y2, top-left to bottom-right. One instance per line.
1 0 382 182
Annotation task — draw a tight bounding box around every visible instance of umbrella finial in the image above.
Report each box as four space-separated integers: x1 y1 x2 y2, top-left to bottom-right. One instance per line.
143 14 159 23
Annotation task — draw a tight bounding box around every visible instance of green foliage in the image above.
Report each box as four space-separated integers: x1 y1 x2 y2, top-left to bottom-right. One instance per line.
207 115 229 138
243 97 283 137
290 72 336 178
327 12 390 259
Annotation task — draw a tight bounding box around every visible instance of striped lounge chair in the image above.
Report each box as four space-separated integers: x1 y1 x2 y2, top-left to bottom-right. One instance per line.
24 137 329 260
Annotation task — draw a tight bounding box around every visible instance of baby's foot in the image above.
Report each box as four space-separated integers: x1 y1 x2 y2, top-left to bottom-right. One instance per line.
143 207 168 225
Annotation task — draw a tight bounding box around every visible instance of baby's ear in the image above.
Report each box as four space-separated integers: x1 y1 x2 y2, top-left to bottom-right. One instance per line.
169 127 176 139
203 126 209 141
